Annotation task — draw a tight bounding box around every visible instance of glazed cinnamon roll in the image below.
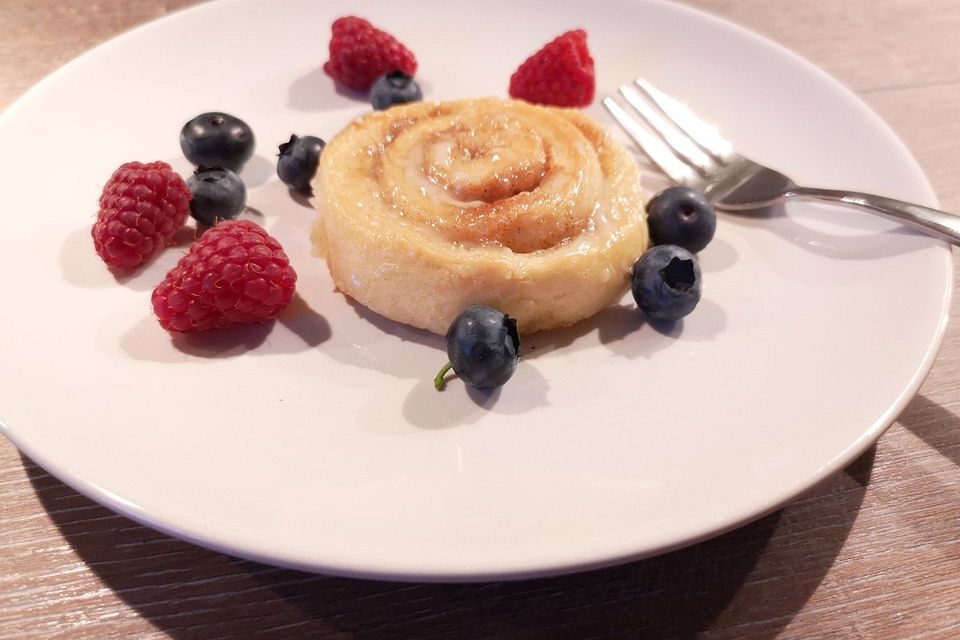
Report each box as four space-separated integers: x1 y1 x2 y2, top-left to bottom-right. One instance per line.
311 98 648 334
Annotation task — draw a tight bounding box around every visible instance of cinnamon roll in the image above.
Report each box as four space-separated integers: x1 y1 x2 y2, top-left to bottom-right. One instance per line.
311 98 648 334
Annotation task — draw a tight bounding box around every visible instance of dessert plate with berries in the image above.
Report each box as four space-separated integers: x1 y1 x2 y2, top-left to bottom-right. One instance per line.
0 0 951 581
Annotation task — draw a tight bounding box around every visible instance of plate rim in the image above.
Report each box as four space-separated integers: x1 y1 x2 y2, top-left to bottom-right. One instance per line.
0 0 953 581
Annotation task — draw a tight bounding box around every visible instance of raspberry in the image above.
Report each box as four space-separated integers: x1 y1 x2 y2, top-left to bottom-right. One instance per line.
151 220 297 332
509 30 595 108
92 161 191 269
323 16 417 92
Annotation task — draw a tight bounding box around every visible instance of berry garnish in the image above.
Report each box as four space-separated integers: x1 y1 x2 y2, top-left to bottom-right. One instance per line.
323 16 417 92
180 112 255 172
646 187 717 253
92 161 191 269
370 71 422 110
277 134 325 192
187 166 246 226
435 306 521 391
631 245 702 322
509 29 595 107
151 220 297 332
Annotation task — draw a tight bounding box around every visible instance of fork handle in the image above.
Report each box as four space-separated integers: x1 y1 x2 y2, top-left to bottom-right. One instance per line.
787 187 960 246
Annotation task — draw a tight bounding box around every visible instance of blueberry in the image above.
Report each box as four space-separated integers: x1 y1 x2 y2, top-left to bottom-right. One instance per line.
646 187 717 253
180 112 255 172
631 245 702 321
436 305 521 391
370 71 423 110
277 134 325 192
187 167 246 226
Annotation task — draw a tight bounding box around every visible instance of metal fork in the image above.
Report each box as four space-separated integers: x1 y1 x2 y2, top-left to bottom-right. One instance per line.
603 78 960 246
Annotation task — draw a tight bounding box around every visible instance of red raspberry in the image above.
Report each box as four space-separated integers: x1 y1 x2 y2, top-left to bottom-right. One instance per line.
323 16 417 92
509 29 595 108
151 220 297 332
92 161 191 269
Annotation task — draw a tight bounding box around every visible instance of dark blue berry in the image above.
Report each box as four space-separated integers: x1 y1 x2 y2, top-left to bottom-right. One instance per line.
442 306 521 390
646 187 716 253
631 245 702 321
180 112 255 172
370 71 423 110
277 134 325 192
187 167 246 226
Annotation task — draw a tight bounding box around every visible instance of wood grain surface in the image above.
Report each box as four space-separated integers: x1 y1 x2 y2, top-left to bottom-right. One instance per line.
2 1 959 638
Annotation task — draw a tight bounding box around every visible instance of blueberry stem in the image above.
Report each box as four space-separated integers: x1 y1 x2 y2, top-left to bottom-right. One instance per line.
434 362 453 391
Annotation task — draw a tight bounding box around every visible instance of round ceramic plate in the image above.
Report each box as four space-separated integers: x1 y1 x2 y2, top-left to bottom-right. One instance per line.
0 0 951 581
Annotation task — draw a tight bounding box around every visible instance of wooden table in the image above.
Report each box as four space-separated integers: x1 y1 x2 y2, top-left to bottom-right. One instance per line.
2 1 959 637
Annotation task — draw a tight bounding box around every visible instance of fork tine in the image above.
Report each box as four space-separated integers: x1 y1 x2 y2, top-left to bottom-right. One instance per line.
618 86 717 175
601 97 699 187
633 78 735 162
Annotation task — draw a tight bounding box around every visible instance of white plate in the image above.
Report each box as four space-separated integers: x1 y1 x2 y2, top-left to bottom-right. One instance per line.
0 0 951 581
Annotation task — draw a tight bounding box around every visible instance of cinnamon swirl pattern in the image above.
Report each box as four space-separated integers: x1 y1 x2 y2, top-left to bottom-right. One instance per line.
311 99 648 334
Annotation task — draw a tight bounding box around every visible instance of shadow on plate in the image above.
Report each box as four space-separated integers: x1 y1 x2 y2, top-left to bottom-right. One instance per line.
278 294 333 348
401 363 550 430
722 203 934 260
239 154 275 189
287 66 435 112
120 294 330 361
22 444 875 639
524 300 727 360
522 304 642 359
60 225 196 291
170 153 274 190
288 66 367 111
333 295 725 390
699 236 738 273
344 296 444 351
287 187 314 209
